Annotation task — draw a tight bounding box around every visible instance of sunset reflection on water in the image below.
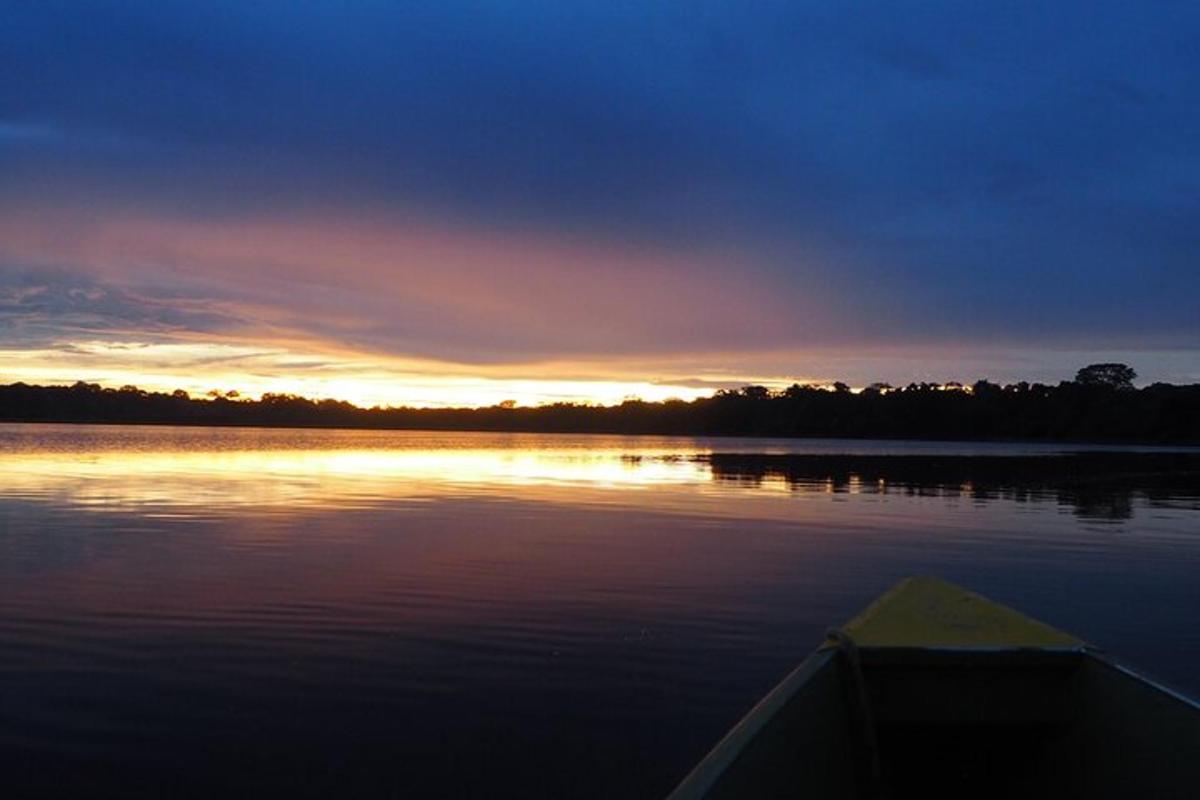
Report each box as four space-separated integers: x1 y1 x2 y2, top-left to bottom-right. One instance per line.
0 442 780 526
0 447 707 505
2 425 1194 523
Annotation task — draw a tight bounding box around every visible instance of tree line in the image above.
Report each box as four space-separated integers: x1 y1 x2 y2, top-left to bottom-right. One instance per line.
0 363 1197 443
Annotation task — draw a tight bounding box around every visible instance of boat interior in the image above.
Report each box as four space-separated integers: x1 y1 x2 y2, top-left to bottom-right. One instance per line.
670 578 1199 799
704 645 1199 799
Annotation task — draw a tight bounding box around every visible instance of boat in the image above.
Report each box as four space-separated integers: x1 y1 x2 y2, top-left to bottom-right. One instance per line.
667 576 1200 799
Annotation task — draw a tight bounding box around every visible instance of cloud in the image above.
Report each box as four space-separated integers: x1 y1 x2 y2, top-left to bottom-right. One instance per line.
0 268 245 347
1 209 848 363
0 0 1197 397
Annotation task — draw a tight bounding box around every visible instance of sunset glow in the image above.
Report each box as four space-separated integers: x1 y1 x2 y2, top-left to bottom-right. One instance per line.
3 2 1198 401
0 341 723 408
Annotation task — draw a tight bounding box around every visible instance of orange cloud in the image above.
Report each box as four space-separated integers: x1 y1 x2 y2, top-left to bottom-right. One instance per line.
0 206 829 362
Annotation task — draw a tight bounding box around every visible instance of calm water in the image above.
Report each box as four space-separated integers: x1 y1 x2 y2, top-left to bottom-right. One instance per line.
2 424 1198 798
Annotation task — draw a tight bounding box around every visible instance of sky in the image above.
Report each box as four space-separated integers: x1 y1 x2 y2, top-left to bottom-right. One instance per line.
2 1 1198 406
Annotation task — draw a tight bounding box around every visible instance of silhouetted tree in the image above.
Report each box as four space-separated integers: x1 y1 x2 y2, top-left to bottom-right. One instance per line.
972 379 1001 398
1075 363 1137 390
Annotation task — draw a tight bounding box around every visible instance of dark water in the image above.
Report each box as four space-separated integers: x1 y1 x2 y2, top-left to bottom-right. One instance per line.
1 424 1198 798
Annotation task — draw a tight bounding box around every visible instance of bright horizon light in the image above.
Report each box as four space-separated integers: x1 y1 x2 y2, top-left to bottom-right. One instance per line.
3 338 1195 408
0 340 741 408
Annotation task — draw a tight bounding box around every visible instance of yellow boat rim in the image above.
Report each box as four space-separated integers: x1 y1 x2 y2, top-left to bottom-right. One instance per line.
830 576 1083 650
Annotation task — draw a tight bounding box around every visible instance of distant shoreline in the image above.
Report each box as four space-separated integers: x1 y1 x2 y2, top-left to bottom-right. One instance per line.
2 376 1198 445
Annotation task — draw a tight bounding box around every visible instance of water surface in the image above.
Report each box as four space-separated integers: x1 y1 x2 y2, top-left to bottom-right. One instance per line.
2 424 1198 798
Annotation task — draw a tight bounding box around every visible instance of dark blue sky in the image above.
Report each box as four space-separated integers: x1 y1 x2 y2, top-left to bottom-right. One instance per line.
2 1 1198 399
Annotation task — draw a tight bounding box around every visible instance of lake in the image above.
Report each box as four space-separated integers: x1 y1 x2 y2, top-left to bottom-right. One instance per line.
2 424 1198 798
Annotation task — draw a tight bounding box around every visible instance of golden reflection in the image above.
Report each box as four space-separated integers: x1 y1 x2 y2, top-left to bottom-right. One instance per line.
0 426 955 524
0 445 721 510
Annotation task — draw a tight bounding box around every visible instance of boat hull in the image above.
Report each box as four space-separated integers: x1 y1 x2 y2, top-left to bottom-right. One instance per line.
668 579 1200 799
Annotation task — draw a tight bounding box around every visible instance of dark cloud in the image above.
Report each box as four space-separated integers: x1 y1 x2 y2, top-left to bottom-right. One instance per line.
0 268 243 346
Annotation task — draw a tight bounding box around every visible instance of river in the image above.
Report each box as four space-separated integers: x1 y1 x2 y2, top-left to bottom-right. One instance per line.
1 424 1197 798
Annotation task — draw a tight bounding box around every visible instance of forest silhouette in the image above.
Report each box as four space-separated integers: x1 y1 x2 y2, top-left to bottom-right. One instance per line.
1 364 1197 443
